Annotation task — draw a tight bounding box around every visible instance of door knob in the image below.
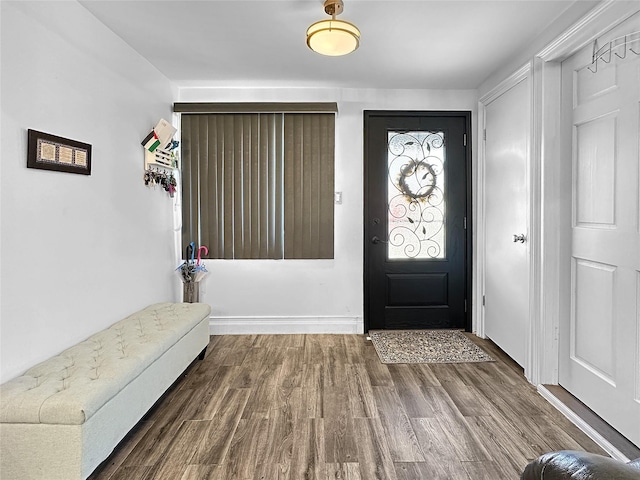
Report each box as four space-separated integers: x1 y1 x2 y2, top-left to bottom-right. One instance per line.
513 234 526 243
371 236 388 245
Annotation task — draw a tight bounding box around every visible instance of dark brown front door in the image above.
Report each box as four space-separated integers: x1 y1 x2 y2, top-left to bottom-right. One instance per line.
364 111 471 331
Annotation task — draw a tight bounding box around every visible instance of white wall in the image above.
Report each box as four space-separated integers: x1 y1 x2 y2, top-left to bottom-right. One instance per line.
178 87 477 333
0 1 177 382
477 0 600 97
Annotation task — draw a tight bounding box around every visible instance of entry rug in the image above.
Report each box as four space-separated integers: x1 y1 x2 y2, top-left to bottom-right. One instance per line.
369 329 494 364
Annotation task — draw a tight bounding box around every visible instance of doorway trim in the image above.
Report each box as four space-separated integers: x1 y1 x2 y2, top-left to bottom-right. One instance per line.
529 0 639 389
363 110 473 333
476 1 639 388
529 3 640 460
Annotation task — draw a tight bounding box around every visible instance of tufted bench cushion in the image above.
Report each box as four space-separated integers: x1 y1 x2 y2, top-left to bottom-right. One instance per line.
0 302 211 480
1 302 210 426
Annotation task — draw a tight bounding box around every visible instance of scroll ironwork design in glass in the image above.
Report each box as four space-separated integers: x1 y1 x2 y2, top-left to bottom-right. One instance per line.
387 131 446 259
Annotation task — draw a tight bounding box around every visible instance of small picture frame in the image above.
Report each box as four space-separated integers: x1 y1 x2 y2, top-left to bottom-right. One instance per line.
27 129 92 175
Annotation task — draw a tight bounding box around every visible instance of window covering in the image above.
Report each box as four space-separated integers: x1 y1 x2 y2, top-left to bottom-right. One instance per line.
181 111 334 259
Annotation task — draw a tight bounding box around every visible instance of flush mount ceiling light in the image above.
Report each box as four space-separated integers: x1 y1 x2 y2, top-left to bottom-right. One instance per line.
306 0 360 56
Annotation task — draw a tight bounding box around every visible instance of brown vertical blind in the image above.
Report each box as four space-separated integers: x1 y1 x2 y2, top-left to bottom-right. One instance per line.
284 114 335 259
181 111 334 259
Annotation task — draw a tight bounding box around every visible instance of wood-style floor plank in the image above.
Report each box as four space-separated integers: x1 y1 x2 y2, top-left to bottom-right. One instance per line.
106 465 155 480
289 418 326 480
461 460 507 480
372 386 425 462
146 419 210 479
324 386 359 463
180 464 223 480
346 363 378 418
220 417 271 479
89 333 609 480
353 417 398 480
278 347 305 388
325 462 362 480
193 388 250 464
267 414 296 465
241 362 282 420
394 460 469 480
464 415 532 478
408 417 473 479
302 363 325 419
387 364 436 418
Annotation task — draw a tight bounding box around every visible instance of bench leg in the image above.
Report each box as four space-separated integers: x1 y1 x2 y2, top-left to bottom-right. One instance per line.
198 347 207 360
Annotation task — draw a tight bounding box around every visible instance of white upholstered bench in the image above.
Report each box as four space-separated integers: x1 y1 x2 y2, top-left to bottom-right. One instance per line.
0 302 211 480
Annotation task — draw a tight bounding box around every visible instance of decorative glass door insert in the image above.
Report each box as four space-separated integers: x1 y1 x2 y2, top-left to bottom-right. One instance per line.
387 130 446 259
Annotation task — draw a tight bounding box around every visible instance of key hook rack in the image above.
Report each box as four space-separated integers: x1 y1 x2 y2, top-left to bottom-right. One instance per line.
588 30 640 73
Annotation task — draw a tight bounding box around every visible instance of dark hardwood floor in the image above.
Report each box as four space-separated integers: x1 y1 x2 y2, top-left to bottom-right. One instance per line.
89 333 605 480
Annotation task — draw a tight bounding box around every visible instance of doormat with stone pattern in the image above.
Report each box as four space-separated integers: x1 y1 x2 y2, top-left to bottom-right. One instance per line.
369 329 494 364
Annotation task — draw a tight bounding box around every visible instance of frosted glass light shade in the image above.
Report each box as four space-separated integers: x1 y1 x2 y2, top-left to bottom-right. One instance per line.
306 19 360 56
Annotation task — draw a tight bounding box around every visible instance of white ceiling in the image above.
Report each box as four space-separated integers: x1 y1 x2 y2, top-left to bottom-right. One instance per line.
79 0 596 90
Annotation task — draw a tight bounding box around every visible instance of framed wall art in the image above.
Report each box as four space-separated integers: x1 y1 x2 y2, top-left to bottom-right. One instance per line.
27 129 92 175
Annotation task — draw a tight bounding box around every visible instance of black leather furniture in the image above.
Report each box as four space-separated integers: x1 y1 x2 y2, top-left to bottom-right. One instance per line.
521 450 640 479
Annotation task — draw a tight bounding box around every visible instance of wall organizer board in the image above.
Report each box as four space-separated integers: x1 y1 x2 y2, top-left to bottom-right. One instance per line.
142 118 178 197
142 118 177 169
27 129 92 175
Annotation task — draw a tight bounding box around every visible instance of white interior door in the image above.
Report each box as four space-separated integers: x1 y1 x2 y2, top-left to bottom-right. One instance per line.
483 76 531 367
559 12 640 446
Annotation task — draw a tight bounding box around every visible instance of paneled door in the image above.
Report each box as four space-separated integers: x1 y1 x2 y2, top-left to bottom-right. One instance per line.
364 111 471 331
559 12 640 446
483 74 531 368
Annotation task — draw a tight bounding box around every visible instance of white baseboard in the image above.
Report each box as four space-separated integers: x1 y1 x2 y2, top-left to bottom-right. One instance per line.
537 385 629 462
208 315 363 335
